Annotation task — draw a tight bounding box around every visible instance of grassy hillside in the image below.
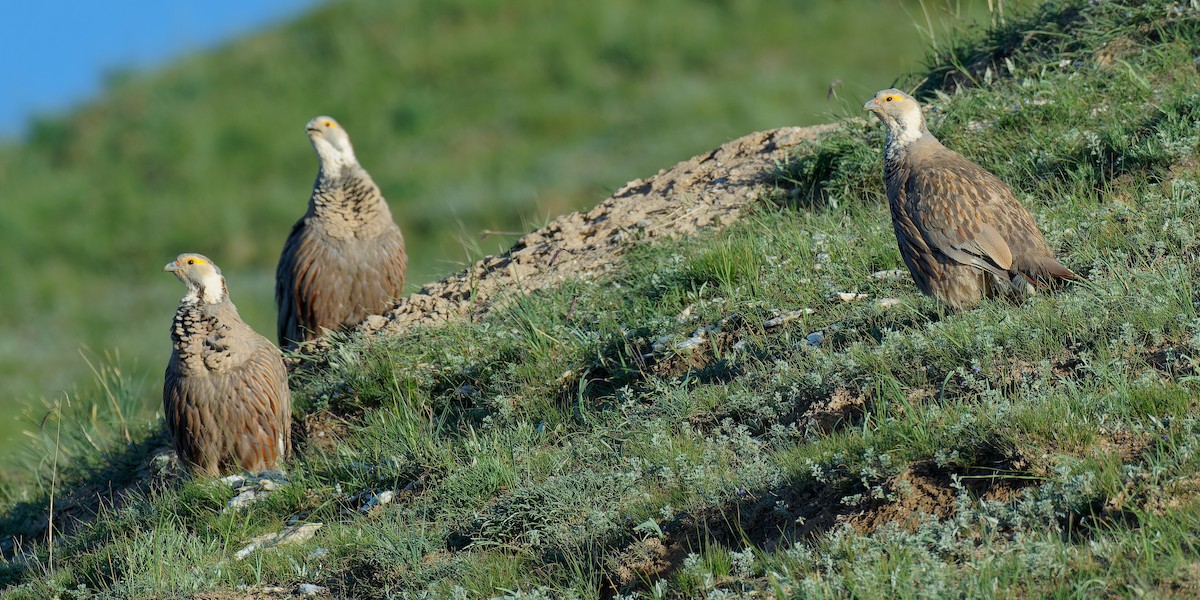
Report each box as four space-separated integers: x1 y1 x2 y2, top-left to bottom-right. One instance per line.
0 0 985 452
10 0 1200 597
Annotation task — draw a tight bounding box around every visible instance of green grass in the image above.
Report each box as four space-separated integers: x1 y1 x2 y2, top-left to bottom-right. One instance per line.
9 0 1200 597
0 0 988 453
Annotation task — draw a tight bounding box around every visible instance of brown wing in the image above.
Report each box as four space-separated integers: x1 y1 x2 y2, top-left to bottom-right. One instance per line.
277 221 356 345
163 341 290 474
276 218 306 347
906 158 1015 281
350 224 407 316
164 352 217 475
277 219 406 347
224 339 291 471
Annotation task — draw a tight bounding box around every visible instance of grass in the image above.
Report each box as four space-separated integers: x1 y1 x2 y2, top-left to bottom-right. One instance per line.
7 0 1200 597
0 0 987 452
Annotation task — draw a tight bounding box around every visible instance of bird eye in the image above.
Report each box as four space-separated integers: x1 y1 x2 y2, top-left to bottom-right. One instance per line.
187 259 195 265
886 96 894 102
325 121 334 127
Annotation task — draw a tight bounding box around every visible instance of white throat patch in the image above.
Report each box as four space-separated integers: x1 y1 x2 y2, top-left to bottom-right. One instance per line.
184 269 226 305
889 107 926 147
314 138 358 175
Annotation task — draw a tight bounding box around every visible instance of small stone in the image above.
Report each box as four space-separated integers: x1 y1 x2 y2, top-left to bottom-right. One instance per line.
870 269 909 281
676 305 694 323
877 298 902 308
763 308 815 328
833 292 867 302
675 329 708 351
805 332 825 348
298 583 328 596
361 490 396 512
235 523 323 561
217 474 246 489
226 489 264 511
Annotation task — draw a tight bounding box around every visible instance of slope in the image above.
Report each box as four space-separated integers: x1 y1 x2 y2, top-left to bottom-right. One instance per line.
7 0 1200 597
0 0 980 451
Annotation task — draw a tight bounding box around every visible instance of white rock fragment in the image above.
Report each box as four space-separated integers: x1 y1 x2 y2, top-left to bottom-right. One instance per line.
297 583 328 596
360 490 396 512
234 523 323 561
877 298 902 309
833 292 867 302
764 308 815 328
870 269 909 281
675 328 708 351
221 472 291 512
676 304 694 323
227 489 266 511
217 474 247 489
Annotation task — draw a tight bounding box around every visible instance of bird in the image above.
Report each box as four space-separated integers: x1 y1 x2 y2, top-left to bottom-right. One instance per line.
163 253 291 476
863 88 1081 309
275 116 408 348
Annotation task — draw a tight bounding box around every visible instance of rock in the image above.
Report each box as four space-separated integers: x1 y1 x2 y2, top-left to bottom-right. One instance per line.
764 308 815 328
870 269 909 281
806 332 825 348
234 522 323 561
297 583 328 596
360 490 396 512
226 489 265 511
833 292 868 302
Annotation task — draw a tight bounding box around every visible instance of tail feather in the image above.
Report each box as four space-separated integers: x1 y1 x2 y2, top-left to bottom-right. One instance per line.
1028 255 1083 287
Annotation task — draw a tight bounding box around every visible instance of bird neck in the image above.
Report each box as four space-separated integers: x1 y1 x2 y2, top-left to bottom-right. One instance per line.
181 274 228 306
309 168 393 226
884 124 934 168
880 104 929 156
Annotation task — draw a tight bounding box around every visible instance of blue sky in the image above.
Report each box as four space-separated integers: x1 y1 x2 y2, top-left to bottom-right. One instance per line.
0 1 317 138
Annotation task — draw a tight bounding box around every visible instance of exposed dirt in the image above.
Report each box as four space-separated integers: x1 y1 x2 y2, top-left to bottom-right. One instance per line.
295 410 352 454
345 124 838 340
605 455 1040 593
799 387 868 435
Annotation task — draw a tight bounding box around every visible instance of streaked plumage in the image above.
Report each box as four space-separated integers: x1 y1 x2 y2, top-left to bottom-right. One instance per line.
864 89 1081 309
164 253 291 475
276 116 407 348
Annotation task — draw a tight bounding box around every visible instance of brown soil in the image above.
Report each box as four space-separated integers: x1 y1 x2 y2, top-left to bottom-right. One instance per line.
331 124 837 342
605 456 1039 593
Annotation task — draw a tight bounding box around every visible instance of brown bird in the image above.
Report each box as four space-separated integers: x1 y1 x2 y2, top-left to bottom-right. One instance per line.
864 89 1081 309
275 116 408 348
164 253 291 475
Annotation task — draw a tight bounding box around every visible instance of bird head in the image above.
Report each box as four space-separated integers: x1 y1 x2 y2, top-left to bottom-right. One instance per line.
306 116 358 173
864 89 927 145
164 253 227 305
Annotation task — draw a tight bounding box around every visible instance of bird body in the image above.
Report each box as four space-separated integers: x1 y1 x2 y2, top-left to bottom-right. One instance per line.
865 89 1079 309
276 116 407 347
164 253 291 476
